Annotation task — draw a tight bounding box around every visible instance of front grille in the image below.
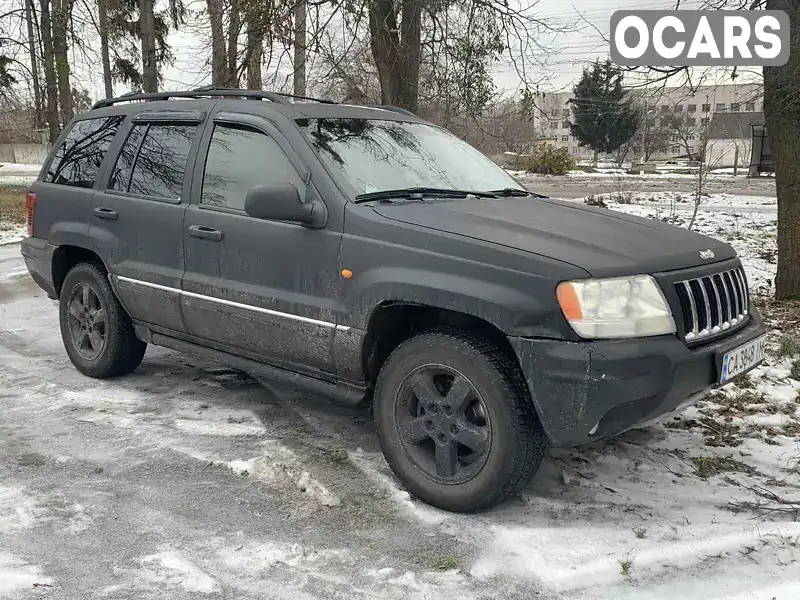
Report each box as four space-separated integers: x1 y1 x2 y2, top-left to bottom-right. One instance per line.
674 266 749 342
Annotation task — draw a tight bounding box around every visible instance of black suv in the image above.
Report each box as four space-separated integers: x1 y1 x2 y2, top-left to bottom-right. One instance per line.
21 89 768 512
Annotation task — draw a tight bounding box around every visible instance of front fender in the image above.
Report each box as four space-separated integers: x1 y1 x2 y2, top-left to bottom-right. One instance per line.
345 265 539 334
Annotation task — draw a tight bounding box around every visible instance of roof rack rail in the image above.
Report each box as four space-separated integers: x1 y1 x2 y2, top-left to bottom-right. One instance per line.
193 85 337 105
91 87 337 110
377 105 416 117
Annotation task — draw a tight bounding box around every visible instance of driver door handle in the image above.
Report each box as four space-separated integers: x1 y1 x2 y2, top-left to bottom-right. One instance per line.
93 207 118 221
188 225 224 242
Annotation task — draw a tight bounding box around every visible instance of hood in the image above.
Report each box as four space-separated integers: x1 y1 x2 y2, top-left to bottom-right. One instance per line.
372 197 736 277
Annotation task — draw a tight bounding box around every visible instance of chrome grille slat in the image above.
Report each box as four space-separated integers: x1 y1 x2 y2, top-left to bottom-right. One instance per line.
722 272 737 323
734 268 748 316
675 266 749 343
697 278 712 335
707 276 724 332
681 281 699 338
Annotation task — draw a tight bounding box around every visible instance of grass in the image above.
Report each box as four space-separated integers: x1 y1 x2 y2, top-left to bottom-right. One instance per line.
778 335 800 359
691 456 757 479
0 187 26 227
790 360 800 382
432 556 460 571
619 557 633 577
633 526 646 539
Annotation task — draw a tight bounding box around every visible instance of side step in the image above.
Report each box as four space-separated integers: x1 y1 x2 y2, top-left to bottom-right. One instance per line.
149 331 367 405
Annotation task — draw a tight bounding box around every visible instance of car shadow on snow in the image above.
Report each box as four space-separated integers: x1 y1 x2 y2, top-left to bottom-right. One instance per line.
127 352 751 531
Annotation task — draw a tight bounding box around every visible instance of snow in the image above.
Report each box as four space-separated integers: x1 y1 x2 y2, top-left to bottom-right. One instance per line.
140 551 221 594
0 195 798 599
0 551 52 594
173 418 267 437
0 226 25 246
176 444 342 507
0 162 40 187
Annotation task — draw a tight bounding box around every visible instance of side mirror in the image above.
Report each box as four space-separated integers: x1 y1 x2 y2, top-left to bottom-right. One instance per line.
244 182 325 227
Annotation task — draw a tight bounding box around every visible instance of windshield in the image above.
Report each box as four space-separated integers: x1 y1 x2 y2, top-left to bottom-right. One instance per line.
296 118 524 197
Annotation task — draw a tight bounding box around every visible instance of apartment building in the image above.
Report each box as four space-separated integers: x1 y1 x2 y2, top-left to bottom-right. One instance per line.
535 83 763 161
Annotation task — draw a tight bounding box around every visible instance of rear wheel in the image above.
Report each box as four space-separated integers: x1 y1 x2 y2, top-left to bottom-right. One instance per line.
373 329 548 512
59 263 146 378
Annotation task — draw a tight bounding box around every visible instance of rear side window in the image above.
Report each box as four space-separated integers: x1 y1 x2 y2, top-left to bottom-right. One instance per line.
200 124 302 211
109 123 197 200
46 116 124 188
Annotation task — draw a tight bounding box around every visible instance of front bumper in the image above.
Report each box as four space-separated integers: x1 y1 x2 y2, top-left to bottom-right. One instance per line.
510 303 768 447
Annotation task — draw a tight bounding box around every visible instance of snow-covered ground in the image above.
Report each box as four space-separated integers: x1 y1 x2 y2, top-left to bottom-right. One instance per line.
0 188 798 599
0 225 26 246
0 163 41 188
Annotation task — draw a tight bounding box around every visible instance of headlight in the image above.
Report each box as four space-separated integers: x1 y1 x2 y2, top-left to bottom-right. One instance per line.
556 275 676 339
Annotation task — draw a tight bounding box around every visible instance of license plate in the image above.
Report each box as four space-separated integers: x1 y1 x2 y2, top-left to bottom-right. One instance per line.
720 335 767 384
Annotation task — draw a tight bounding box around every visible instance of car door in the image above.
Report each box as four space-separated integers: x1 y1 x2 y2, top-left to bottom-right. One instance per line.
181 111 342 377
91 109 205 333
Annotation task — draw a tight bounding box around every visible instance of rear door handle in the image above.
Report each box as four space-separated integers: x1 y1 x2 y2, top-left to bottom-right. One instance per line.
188 225 224 242
93 207 118 221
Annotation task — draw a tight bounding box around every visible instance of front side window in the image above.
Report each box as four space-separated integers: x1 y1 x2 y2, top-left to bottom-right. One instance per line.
201 124 303 211
46 116 124 188
297 118 524 196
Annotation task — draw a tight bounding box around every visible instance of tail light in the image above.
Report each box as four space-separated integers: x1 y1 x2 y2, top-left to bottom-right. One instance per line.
25 191 35 237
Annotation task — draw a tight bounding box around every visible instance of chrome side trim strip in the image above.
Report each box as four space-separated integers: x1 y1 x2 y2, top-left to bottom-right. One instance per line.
116 276 349 331
117 276 179 294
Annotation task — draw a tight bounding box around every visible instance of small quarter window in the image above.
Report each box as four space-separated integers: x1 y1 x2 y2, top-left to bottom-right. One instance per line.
46 116 124 188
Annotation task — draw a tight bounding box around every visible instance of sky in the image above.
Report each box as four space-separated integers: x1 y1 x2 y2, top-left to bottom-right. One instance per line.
147 0 698 96
78 0 754 101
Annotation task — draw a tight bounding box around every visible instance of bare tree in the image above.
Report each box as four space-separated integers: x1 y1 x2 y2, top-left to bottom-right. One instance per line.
245 27 262 89
51 0 72 124
764 0 800 298
367 0 422 112
662 111 698 159
39 0 58 142
97 0 113 98
139 0 157 92
206 0 226 86
293 0 306 96
633 113 670 162
688 116 720 230
24 0 42 126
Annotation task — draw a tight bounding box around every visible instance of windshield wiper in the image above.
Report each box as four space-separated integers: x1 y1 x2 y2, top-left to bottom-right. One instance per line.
354 187 497 204
488 187 547 198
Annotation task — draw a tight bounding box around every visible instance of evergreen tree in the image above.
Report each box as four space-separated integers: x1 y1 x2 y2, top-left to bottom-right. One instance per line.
568 59 639 163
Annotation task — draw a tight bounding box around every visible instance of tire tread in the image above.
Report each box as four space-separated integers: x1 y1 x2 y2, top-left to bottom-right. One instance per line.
60 262 146 378
376 328 547 511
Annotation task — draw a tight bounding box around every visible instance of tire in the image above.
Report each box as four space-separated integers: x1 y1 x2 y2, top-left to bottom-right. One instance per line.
59 262 146 378
373 329 548 512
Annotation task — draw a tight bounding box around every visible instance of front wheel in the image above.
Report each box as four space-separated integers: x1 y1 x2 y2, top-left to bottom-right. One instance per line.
373 330 548 512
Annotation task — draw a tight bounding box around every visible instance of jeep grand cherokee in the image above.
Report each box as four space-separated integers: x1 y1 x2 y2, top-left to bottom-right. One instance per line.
21 88 768 512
